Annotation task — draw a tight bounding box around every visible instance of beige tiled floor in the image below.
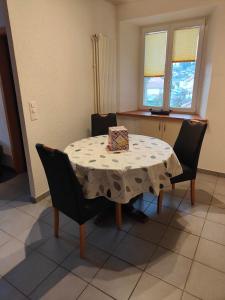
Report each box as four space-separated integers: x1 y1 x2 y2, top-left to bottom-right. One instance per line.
0 172 225 299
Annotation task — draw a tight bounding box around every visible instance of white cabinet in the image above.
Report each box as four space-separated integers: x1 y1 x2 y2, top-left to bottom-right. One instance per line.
139 118 162 138
117 116 140 134
161 119 181 146
118 115 182 146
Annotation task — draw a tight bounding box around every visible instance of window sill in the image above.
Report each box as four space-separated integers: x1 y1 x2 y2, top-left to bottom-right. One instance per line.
117 110 207 122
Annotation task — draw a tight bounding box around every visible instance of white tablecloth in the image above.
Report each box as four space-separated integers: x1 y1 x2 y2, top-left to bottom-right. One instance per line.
64 134 182 204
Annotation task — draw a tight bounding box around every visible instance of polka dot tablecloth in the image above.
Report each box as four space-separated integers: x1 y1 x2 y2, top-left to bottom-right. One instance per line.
64 134 182 204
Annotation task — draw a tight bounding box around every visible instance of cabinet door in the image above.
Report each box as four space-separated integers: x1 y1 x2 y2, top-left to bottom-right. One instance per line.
139 118 162 138
162 120 182 146
117 116 140 134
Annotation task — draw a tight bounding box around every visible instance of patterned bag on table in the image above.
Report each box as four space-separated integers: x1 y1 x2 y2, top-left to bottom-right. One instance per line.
108 126 129 151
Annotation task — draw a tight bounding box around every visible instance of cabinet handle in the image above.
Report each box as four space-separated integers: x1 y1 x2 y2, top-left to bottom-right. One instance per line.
158 121 161 131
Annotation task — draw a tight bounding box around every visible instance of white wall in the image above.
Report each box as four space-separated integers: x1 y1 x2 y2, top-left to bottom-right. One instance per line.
117 0 225 173
6 0 117 198
118 22 140 111
198 3 225 173
117 0 222 21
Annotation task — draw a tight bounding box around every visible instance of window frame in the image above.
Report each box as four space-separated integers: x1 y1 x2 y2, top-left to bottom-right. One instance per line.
140 18 205 113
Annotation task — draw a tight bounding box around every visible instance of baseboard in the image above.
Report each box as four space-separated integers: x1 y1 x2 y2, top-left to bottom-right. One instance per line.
198 168 225 178
31 190 50 203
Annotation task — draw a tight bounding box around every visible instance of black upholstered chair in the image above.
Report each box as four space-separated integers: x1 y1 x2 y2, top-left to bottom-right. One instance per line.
36 144 113 258
91 113 117 137
158 120 207 213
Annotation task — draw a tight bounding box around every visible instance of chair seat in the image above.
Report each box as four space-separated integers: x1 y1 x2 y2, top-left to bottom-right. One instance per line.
171 163 195 184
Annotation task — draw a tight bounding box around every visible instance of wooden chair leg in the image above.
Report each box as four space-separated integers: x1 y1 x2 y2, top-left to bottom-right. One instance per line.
157 190 164 214
53 207 59 238
116 203 122 230
79 224 85 258
172 183 175 190
190 180 195 206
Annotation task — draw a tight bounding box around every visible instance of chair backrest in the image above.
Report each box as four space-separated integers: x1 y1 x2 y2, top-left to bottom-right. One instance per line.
36 144 84 220
91 113 117 136
173 120 207 173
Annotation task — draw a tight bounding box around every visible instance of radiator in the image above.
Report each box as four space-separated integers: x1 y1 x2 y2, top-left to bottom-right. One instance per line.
92 34 116 114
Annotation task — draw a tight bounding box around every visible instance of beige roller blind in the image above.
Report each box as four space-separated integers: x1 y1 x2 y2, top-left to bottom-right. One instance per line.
172 27 200 62
144 31 167 77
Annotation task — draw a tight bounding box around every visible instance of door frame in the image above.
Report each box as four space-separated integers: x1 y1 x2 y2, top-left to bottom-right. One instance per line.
0 28 26 173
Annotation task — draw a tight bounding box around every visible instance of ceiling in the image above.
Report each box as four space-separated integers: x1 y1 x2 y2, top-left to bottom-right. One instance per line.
107 0 137 5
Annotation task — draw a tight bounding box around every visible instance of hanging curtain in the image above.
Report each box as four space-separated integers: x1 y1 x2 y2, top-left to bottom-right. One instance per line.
91 34 117 114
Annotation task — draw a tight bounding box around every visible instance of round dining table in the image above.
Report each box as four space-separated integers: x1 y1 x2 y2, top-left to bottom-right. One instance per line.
64 134 182 204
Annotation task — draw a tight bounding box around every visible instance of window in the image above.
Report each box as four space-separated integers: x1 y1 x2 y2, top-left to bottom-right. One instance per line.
141 19 205 112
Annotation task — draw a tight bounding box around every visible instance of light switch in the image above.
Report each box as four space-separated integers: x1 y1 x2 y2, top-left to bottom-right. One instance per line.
30 101 37 108
29 101 38 121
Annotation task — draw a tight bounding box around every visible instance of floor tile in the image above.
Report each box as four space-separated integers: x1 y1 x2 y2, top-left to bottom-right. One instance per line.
79 285 113 300
171 212 205 236
6 198 31 211
145 203 176 225
1 172 225 299
0 180 28 202
168 187 188 199
201 220 225 245
186 261 225 300
152 191 183 210
62 243 109 282
15 197 51 218
0 199 10 208
207 205 225 225
17 221 53 249
0 277 27 300
173 181 190 189
182 292 199 300
211 193 225 208
0 207 36 237
5 252 57 296
0 229 11 247
196 172 218 184
0 239 30 276
130 219 167 244
146 247 192 289
215 177 225 196
160 227 199 259
37 234 75 264
40 210 71 228
61 219 96 238
133 196 152 211
114 234 156 270
195 180 215 194
143 192 155 203
195 238 225 273
30 266 86 300
130 272 182 300
92 256 142 300
178 200 209 218
116 213 136 232
91 209 135 233
87 227 126 253
184 189 212 205
156 192 182 209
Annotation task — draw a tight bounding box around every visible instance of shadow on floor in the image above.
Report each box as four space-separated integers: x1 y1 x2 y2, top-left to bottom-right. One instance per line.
0 166 17 183
1 185 219 299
